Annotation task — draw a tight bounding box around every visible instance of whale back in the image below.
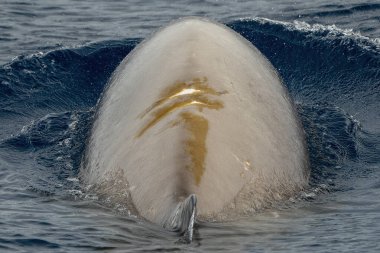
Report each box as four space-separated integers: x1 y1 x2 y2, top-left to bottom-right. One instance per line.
81 18 309 226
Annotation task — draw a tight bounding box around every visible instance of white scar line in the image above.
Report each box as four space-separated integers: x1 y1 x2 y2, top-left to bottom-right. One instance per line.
169 88 202 99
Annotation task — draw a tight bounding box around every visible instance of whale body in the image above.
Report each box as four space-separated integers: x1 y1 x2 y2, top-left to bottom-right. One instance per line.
81 17 309 238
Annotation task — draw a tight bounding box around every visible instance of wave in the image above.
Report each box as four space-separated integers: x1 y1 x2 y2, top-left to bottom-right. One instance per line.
228 18 379 134
237 17 379 47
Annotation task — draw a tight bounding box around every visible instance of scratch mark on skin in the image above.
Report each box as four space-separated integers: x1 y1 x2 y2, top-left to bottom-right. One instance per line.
136 77 226 185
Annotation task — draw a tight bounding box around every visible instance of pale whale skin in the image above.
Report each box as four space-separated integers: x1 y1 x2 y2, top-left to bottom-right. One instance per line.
81 18 309 227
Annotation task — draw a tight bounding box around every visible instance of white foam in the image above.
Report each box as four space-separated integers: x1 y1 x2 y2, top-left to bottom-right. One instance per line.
239 17 380 50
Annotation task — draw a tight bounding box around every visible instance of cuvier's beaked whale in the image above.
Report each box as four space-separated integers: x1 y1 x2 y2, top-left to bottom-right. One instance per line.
81 17 309 240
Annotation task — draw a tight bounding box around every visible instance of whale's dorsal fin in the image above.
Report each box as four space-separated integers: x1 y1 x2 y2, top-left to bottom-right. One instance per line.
163 194 197 242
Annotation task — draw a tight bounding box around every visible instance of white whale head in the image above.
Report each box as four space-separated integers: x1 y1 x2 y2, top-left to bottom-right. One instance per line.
81 17 310 240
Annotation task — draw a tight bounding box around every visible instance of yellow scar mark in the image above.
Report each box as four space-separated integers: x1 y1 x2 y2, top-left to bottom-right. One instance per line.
136 77 225 138
136 77 226 185
180 112 208 185
138 77 226 119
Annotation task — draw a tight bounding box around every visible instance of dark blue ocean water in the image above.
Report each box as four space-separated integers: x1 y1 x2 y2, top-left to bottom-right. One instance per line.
0 0 379 252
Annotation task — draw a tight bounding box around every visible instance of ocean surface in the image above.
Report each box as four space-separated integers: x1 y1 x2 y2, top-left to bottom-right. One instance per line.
0 0 379 252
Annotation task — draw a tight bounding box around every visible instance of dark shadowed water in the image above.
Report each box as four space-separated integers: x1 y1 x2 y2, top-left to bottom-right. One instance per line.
0 0 379 252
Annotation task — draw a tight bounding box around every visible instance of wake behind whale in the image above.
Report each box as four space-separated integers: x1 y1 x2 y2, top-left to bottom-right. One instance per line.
81 17 309 240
